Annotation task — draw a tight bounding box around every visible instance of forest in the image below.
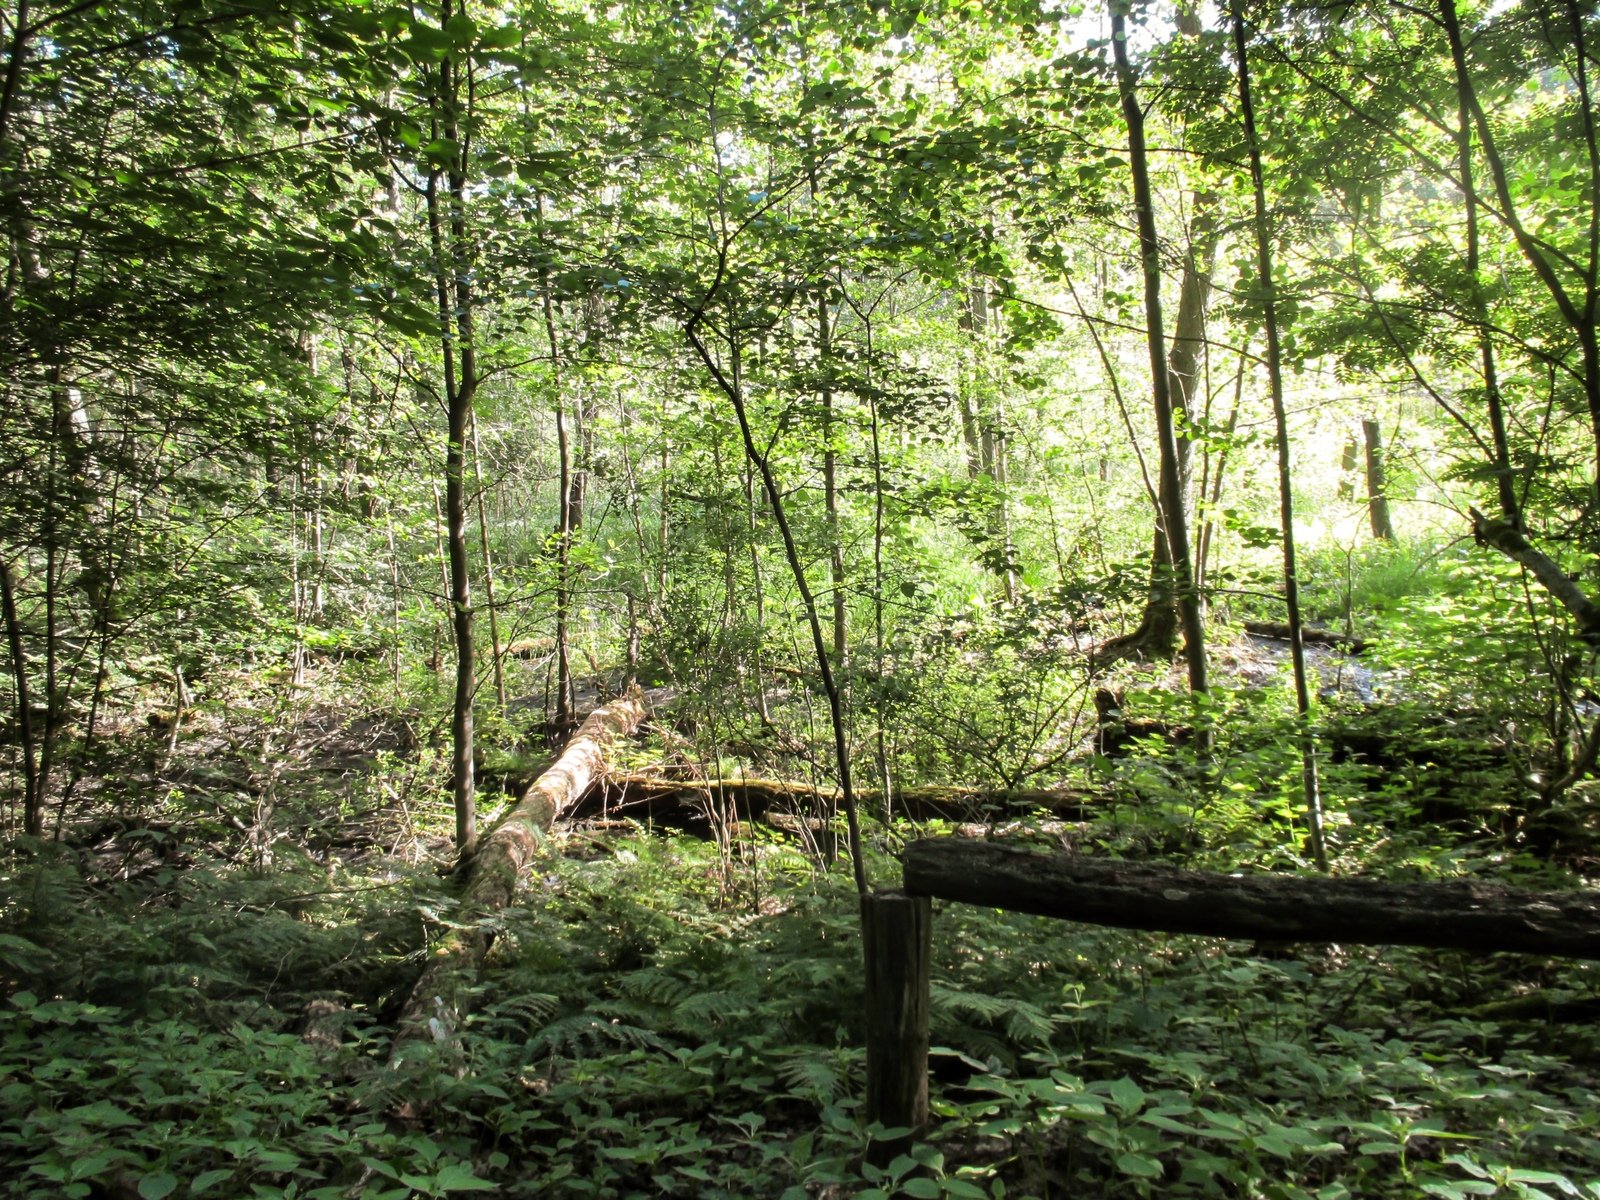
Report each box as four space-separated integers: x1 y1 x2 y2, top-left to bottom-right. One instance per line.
3 0 1600 1194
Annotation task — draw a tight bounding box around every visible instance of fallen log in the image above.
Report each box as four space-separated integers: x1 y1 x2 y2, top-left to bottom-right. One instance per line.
584 774 1100 824
1244 620 1369 655
901 839 1600 959
391 692 645 1062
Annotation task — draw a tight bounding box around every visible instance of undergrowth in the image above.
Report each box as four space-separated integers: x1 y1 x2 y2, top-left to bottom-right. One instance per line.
3 823 1600 1199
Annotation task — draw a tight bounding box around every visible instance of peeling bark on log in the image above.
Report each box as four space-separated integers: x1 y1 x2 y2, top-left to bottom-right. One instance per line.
583 774 1100 825
391 693 645 1062
902 839 1600 959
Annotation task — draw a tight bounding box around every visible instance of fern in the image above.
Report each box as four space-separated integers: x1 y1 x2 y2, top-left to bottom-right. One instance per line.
615 966 698 1010
931 981 1015 1023
774 1049 855 1104
1004 1001 1058 1047
671 988 753 1027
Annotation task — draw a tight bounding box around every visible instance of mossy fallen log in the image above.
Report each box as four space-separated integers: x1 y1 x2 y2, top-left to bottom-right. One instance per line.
582 774 1100 824
902 839 1600 959
390 692 645 1063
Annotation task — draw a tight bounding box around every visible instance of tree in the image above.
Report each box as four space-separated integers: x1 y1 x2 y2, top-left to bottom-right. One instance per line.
1109 0 1209 706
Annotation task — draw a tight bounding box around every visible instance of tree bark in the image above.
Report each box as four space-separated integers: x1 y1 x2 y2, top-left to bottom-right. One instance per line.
1111 4 1209 706
1 555 40 835
1440 0 1521 529
1233 0 1326 870
424 9 479 855
1362 418 1396 540
863 890 931 1165
902 839 1600 958
1471 508 1600 643
588 773 1102 824
391 692 645 1063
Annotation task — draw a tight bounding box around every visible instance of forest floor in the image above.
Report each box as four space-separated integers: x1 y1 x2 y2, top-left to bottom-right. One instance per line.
5 647 1600 1198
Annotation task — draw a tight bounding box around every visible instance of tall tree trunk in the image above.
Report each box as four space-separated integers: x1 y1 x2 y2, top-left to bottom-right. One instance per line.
1233 0 1327 870
1 556 39 835
957 283 1018 601
1111 4 1209 705
1362 418 1396 541
745 459 772 724
684 316 868 895
425 12 478 855
1440 0 1600 487
1440 0 1521 528
819 288 846 663
470 416 506 713
537 195 577 731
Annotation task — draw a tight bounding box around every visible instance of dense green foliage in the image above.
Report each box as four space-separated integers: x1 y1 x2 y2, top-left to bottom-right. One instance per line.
4 826 1600 1198
4 0 1600 1194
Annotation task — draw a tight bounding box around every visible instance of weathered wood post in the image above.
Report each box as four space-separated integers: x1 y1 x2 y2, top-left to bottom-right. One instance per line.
862 888 932 1166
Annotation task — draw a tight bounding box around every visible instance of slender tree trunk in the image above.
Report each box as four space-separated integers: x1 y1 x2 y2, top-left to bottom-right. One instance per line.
1441 0 1600 486
1195 400 1239 593
1111 4 1209 705
685 319 868 895
537 194 576 731
958 284 1018 601
471 416 506 713
1 556 39 835
864 311 893 809
819 289 846 663
1233 0 1327 871
425 19 478 855
1440 0 1520 528
744 460 772 724
1362 418 1396 540
385 507 403 703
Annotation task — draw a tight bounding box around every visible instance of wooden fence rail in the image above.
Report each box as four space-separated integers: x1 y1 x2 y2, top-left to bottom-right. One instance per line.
863 838 1600 1161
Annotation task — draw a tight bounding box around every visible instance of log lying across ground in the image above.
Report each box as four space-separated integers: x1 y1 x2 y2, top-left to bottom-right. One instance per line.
583 774 1101 824
391 692 645 1061
1243 620 1369 655
902 839 1600 959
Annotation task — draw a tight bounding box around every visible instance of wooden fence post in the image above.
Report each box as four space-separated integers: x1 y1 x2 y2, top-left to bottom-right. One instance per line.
862 888 932 1165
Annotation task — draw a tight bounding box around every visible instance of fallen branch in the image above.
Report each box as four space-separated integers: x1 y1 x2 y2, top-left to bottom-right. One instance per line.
902 839 1600 959
585 774 1101 824
390 691 645 1063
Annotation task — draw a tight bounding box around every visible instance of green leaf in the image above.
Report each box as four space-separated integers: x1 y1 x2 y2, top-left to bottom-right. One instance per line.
938 1181 989 1199
433 1163 498 1192
901 1179 941 1198
403 24 453 61
1116 1153 1163 1179
190 1170 235 1195
1108 1076 1145 1113
139 1174 178 1200
443 12 477 47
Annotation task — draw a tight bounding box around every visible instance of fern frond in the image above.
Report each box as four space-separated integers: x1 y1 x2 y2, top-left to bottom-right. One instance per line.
775 1053 845 1103
672 989 753 1027
615 967 697 1010
930 981 1013 1022
1004 1002 1058 1047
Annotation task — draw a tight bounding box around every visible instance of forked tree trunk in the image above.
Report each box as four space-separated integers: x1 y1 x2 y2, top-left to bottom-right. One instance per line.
391 692 645 1064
